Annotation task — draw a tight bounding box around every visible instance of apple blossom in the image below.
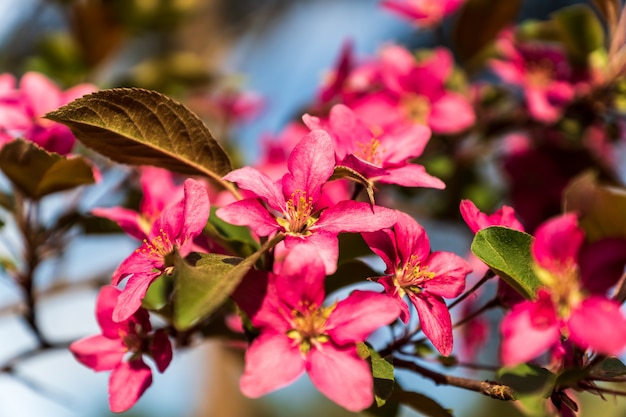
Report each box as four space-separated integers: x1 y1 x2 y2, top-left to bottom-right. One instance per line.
216 129 397 274
70 286 172 413
111 178 210 322
363 211 472 356
236 251 400 412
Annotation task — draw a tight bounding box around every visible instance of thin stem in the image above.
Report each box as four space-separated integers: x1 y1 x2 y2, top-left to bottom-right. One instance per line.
394 357 516 401
448 269 495 310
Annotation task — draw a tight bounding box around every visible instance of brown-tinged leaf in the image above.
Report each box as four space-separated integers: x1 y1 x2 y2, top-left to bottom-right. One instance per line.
453 0 522 68
563 171 626 241
0 139 94 200
45 88 232 183
330 165 376 206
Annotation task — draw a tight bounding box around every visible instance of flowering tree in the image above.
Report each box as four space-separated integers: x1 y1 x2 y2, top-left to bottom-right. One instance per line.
2 0 626 416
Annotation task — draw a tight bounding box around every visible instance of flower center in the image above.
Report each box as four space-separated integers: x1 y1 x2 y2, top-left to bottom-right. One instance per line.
396 255 436 295
526 59 555 88
286 302 335 355
278 190 316 235
355 137 384 166
401 94 431 125
137 228 175 260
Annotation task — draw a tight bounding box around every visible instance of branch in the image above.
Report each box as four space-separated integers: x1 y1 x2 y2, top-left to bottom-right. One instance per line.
394 357 516 401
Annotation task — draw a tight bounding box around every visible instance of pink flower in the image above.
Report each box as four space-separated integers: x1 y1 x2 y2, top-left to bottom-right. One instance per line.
0 72 95 154
303 104 444 189
111 178 210 322
381 0 465 27
362 211 472 355
70 286 172 413
237 251 400 412
490 32 576 123
351 45 475 135
92 167 184 241
216 129 397 274
500 214 626 365
459 199 525 233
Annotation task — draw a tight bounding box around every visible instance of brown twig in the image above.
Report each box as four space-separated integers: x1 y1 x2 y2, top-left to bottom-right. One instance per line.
394 357 516 401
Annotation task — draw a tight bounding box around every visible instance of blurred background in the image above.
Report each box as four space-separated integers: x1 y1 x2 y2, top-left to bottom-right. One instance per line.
1 0 626 416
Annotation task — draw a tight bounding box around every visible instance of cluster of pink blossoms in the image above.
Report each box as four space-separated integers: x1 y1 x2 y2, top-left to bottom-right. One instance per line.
0 72 94 154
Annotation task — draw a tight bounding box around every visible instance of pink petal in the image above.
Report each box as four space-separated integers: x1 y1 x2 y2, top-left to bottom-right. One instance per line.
532 214 583 274
179 178 211 239
91 207 145 241
223 166 286 212
95 286 124 338
500 294 560 366
113 272 158 322
240 333 305 398
283 232 339 275
139 166 184 219
568 296 626 356
378 164 445 189
326 290 400 344
20 72 62 116
216 199 279 236
379 123 431 164
422 251 471 298
579 238 626 294
283 129 335 202
150 329 173 373
108 360 153 413
459 199 525 233
307 344 374 412
70 335 126 371
525 86 561 123
111 249 159 286
361 229 398 274
393 211 430 265
316 201 397 234
277 248 327 307
428 92 475 134
411 293 454 356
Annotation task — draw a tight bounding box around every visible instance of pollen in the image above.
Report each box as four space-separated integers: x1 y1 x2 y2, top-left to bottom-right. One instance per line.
401 94 431 125
355 137 385 166
287 301 335 355
397 254 436 291
281 190 315 234
136 228 174 260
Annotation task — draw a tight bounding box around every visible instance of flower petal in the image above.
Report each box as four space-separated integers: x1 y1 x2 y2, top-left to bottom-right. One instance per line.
223 166 286 211
422 251 471 298
326 290 400 344
568 296 626 356
500 293 560 366
308 344 373 412
216 199 279 236
411 293 454 356
240 332 305 398
108 360 153 413
70 335 126 371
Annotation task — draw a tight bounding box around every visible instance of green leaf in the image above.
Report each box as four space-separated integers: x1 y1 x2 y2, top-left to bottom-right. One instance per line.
453 0 523 68
591 357 626 378
141 273 171 311
392 390 454 417
330 165 375 206
204 206 259 258
471 226 541 299
563 171 626 241
171 234 283 330
553 4 606 65
357 343 395 407
0 139 94 200
45 88 232 183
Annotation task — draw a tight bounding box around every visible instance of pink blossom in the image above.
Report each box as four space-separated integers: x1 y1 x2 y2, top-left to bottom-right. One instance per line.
111 178 210 322
351 45 475 135
216 129 397 274
381 0 465 27
237 251 400 412
92 167 184 241
459 199 525 233
0 72 95 154
70 286 172 413
362 211 472 356
500 214 626 365
303 104 444 189
490 32 576 123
